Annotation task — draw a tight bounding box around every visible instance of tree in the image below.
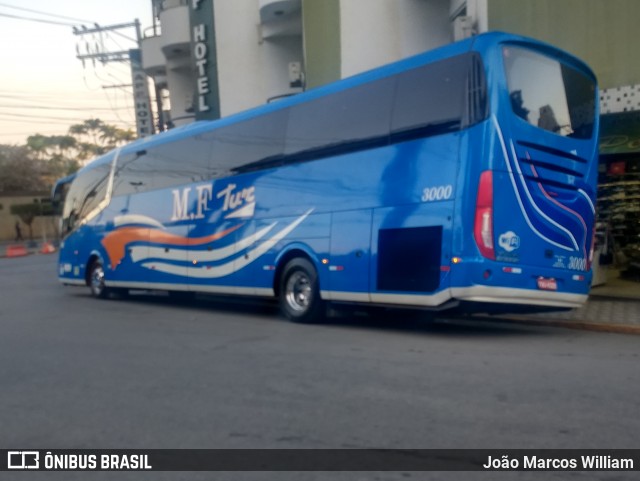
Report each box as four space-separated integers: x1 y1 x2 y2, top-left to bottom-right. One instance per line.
10 202 53 240
4 119 133 195
0 145 48 192
68 118 135 155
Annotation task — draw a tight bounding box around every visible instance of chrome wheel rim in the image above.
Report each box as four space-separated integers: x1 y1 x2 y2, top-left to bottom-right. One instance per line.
285 271 312 313
90 264 105 297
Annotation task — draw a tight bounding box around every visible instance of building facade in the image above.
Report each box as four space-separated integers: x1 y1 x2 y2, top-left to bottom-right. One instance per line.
141 0 640 129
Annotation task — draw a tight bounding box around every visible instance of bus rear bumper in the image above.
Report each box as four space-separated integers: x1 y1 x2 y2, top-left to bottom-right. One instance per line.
451 285 587 309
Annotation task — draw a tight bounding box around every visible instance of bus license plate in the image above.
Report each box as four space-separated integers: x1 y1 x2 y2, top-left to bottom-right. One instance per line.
537 277 558 291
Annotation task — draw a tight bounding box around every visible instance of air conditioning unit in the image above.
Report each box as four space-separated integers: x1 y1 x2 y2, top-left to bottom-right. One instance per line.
289 61 304 89
453 16 476 41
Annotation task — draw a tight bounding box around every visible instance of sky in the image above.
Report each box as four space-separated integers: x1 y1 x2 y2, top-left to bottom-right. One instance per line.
0 0 154 146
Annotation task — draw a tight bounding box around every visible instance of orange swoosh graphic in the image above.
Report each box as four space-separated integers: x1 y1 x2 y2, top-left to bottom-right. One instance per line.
101 224 243 269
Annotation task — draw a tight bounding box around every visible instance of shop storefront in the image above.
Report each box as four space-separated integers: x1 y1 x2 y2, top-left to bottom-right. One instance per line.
594 110 640 297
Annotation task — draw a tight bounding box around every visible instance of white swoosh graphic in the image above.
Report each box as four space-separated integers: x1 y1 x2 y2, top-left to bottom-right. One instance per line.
114 214 165 230
141 209 314 278
130 222 277 263
492 116 575 252
508 140 579 251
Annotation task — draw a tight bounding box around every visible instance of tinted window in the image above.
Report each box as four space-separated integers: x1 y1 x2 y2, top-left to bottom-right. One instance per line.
108 53 484 190
112 152 150 197
285 78 394 157
148 135 212 189
503 46 596 139
392 55 470 138
212 109 288 173
112 135 213 196
466 52 489 127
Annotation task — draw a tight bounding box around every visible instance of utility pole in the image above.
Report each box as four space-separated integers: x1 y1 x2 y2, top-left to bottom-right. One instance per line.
73 20 155 138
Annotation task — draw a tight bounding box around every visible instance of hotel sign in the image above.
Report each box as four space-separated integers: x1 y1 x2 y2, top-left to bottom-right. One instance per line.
129 49 154 137
190 0 220 121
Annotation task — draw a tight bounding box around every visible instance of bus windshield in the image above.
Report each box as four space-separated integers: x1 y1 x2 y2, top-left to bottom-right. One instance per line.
503 46 596 139
61 161 111 235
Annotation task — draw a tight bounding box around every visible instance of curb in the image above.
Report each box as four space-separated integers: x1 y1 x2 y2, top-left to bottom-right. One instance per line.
5 244 29 257
471 314 640 336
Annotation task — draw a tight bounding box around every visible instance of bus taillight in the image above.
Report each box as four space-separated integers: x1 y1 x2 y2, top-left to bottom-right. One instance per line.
474 170 495 260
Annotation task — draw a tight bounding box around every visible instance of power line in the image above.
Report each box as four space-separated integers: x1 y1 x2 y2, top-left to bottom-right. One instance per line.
73 19 154 138
0 130 65 136
0 104 131 112
104 29 138 50
0 112 134 124
102 84 136 125
0 90 118 97
0 11 77 27
0 93 133 109
0 2 94 24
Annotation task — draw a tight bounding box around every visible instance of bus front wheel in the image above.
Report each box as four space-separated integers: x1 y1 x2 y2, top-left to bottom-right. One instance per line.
279 258 324 323
88 260 110 299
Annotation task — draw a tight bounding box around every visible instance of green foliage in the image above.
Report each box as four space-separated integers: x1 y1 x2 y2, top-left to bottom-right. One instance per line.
0 145 48 192
1 118 134 194
10 202 53 240
66 118 135 157
10 202 53 222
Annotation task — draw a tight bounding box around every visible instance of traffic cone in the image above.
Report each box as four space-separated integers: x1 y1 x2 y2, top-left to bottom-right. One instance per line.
40 242 56 254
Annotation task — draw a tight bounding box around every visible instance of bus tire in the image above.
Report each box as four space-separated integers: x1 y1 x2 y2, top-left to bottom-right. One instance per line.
88 260 110 299
279 258 324 323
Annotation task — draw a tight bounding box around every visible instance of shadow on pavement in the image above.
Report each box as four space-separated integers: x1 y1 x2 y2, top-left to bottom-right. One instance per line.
73 287 556 339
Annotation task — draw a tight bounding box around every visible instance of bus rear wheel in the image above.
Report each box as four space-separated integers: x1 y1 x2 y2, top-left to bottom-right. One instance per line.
88 260 110 299
279 258 324 323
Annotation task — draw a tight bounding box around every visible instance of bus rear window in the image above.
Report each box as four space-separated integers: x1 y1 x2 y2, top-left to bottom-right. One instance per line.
503 46 595 139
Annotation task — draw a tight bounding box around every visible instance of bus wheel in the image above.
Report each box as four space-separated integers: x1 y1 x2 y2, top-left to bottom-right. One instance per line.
88 260 110 299
279 258 324 323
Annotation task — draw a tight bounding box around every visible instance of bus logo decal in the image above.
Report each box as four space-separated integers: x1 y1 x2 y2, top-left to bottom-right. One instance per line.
171 184 214 221
217 183 256 219
498 231 520 252
224 201 255 220
171 183 256 221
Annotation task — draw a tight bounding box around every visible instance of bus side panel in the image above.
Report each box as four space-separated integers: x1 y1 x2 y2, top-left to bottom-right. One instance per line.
325 210 373 302
99 191 185 287
93 131 460 304
212 212 330 295
370 202 454 306
59 225 92 284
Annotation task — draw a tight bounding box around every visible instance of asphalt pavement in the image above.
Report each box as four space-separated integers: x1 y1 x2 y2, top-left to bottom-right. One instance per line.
1 253 639 481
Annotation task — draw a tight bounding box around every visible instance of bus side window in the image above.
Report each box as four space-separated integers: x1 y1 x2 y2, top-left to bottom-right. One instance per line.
284 77 394 158
212 109 288 174
112 153 147 197
151 135 213 189
112 136 214 196
391 55 469 140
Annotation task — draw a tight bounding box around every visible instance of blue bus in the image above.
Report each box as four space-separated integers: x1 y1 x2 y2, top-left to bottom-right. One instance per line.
57 32 599 322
